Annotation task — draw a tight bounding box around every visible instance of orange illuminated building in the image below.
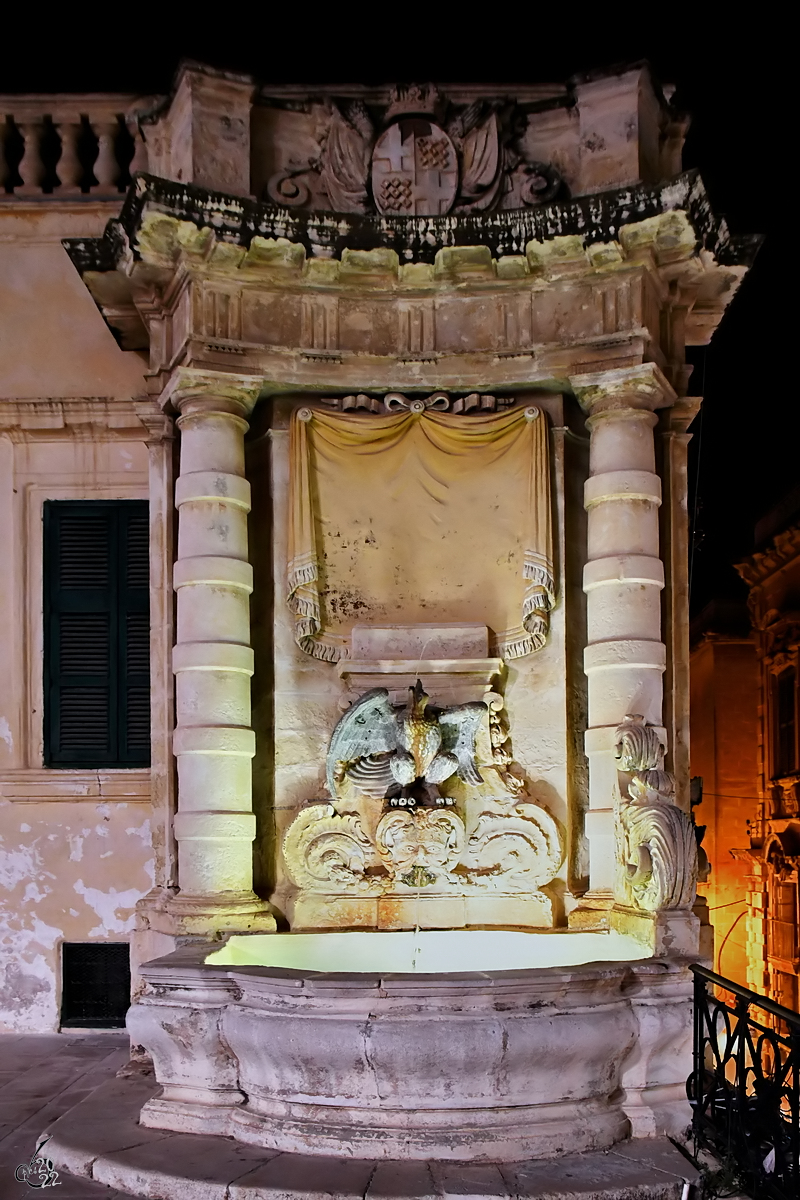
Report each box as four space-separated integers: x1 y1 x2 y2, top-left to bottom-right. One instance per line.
691 490 800 1010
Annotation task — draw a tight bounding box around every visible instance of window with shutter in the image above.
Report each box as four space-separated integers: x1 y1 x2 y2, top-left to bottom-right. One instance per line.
43 500 150 767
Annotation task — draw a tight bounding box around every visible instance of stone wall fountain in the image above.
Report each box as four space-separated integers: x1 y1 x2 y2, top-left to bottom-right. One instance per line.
45 63 758 1194
126 688 696 1162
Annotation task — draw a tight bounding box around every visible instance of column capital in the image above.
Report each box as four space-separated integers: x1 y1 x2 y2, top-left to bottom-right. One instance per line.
134 399 174 444
570 363 677 417
663 396 702 438
160 368 264 418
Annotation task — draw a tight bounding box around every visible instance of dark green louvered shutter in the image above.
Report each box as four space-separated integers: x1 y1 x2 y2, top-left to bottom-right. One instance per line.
44 501 150 767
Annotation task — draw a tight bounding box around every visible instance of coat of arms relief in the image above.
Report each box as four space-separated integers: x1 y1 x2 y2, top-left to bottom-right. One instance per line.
265 83 562 217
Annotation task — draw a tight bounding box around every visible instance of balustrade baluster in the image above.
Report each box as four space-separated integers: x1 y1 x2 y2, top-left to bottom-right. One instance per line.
90 119 120 193
17 120 45 195
0 120 8 192
55 120 82 193
128 122 148 176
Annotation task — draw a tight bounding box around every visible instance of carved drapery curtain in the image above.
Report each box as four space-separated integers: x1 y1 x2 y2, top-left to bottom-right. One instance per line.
287 405 554 662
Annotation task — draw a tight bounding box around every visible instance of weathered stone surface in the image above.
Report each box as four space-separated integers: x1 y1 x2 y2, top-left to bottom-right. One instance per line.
124 942 693 1162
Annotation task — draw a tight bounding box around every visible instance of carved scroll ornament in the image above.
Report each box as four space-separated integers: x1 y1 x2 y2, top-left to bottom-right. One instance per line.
462 801 562 892
318 392 515 415
614 715 698 912
282 803 381 895
282 686 564 901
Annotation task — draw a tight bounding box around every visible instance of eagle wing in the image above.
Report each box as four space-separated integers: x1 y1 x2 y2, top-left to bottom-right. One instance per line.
326 689 399 798
438 703 486 786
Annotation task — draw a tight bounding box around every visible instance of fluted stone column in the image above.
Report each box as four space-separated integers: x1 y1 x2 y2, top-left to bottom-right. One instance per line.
570 364 676 920
168 381 274 932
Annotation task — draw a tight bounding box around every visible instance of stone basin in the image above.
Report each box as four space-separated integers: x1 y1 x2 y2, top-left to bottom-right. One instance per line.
128 930 693 1163
207 928 649 973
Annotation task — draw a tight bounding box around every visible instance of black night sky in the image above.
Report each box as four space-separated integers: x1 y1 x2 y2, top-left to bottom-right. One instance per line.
3 23 792 617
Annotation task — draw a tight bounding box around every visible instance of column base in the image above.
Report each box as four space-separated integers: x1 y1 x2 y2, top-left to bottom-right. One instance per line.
610 905 700 956
131 889 277 1000
567 891 613 930
135 887 276 938
165 890 278 936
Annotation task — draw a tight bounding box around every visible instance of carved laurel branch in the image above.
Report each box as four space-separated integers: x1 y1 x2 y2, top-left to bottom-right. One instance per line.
318 392 515 415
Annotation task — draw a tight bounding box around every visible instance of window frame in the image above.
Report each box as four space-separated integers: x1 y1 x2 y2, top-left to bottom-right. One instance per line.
41 497 150 770
769 657 799 781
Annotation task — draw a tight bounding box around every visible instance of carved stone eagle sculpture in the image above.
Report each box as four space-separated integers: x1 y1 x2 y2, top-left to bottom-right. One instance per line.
326 681 485 801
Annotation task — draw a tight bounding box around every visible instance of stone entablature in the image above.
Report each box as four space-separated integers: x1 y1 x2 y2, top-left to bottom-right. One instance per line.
67 171 754 400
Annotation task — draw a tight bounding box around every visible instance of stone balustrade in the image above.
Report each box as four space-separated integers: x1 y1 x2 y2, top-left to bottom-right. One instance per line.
0 96 153 197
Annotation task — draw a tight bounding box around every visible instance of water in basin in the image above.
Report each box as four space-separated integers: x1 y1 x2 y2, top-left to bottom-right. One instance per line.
206 928 649 974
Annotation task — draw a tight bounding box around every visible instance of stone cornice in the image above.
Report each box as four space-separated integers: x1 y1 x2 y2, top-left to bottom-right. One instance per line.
65 169 758 273
61 171 758 396
0 397 152 440
736 525 800 588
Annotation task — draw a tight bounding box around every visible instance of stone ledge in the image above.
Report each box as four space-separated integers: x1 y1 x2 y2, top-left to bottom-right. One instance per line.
0 768 151 803
44 1074 700 1200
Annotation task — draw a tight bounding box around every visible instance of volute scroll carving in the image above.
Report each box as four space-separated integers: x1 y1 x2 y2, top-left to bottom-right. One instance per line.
614 715 698 913
282 803 382 895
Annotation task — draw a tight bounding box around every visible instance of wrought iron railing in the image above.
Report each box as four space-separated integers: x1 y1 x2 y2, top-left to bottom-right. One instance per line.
689 963 799 1199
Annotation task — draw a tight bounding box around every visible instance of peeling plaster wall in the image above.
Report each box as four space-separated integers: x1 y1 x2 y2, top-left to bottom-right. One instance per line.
0 801 153 1031
0 204 154 1031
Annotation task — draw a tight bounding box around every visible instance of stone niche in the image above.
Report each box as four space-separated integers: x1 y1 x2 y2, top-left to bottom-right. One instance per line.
254 391 577 932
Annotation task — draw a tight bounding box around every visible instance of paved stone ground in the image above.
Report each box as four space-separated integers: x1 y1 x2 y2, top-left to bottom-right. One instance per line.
0 1031 703 1199
0 1030 139 1198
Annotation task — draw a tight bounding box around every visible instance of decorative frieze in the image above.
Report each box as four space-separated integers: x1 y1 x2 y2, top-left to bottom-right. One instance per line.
317 391 514 414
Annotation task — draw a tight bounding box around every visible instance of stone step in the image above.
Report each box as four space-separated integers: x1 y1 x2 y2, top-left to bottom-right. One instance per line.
43 1074 700 1200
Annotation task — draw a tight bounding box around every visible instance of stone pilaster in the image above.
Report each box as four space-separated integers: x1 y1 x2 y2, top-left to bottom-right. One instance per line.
166 375 274 934
132 403 177 895
660 399 701 813
569 364 676 926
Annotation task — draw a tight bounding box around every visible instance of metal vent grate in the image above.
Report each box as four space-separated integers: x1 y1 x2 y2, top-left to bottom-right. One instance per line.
60 942 131 1028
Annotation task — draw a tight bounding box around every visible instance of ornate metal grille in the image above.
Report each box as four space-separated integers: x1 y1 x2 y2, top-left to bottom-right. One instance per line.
689 964 799 1199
